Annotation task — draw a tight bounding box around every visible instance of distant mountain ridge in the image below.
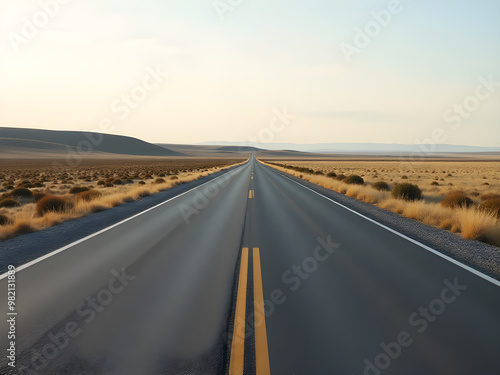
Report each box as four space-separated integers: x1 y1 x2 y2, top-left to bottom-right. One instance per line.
0 127 182 157
199 141 500 154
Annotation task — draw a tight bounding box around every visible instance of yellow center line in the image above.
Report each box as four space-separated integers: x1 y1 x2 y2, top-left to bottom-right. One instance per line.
253 248 271 375
229 248 249 375
249 190 255 199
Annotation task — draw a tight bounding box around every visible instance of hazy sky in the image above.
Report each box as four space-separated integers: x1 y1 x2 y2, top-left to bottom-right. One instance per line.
1 0 499 146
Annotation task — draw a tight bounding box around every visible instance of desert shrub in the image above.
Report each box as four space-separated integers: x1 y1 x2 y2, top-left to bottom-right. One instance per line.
112 179 123 185
392 183 422 201
479 198 500 218
36 195 69 216
69 186 90 194
441 191 474 208
138 181 146 185
480 192 500 201
153 178 166 184
372 181 390 191
314 170 324 175
77 190 102 202
10 187 33 198
0 214 10 226
335 174 346 181
104 182 113 188
33 192 47 202
343 175 364 185
401 175 408 180
170 176 179 180
158 173 166 177
0 198 20 208
431 181 439 186
326 171 337 178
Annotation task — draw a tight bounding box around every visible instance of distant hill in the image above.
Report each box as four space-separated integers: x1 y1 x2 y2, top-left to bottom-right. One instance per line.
200 141 500 154
0 127 182 157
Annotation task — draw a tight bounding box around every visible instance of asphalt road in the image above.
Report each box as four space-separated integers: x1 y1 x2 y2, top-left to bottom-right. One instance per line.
1 155 499 375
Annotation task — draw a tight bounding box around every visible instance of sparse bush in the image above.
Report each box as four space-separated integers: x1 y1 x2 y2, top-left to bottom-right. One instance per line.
326 171 337 178
479 198 500 218
314 170 324 175
431 181 439 186
335 174 346 181
441 191 474 209
401 175 408 180
69 186 90 194
153 178 166 184
170 176 179 180
10 187 33 198
0 199 20 208
112 179 123 185
0 214 10 226
480 193 500 202
33 192 47 202
343 175 364 185
77 190 102 202
372 181 390 191
392 183 422 201
36 195 69 216
138 181 146 185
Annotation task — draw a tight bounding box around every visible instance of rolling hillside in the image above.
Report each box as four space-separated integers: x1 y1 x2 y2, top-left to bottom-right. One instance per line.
0 127 182 157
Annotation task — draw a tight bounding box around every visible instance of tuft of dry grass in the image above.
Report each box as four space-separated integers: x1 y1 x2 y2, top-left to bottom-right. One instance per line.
455 208 498 240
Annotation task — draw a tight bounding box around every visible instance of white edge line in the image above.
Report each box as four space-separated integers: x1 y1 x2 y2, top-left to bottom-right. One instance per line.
0 164 246 280
263 163 500 287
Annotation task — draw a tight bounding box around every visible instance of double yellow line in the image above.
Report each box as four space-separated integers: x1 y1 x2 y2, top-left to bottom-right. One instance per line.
229 247 271 375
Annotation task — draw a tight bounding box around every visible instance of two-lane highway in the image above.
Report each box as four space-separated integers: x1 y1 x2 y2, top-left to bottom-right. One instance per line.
1 155 499 374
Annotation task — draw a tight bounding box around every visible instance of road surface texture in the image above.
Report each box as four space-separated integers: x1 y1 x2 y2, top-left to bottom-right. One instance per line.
1 155 499 375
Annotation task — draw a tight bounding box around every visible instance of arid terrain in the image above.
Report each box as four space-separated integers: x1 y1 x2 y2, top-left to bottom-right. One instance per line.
263 159 500 247
0 158 244 240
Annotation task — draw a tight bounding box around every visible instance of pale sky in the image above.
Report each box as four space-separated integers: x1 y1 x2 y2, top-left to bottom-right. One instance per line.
1 0 499 146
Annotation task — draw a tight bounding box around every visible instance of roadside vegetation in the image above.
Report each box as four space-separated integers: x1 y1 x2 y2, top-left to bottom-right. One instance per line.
264 160 500 247
0 158 244 241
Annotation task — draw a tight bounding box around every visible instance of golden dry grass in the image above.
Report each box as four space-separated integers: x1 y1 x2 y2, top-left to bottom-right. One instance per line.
263 160 500 247
0 159 245 241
